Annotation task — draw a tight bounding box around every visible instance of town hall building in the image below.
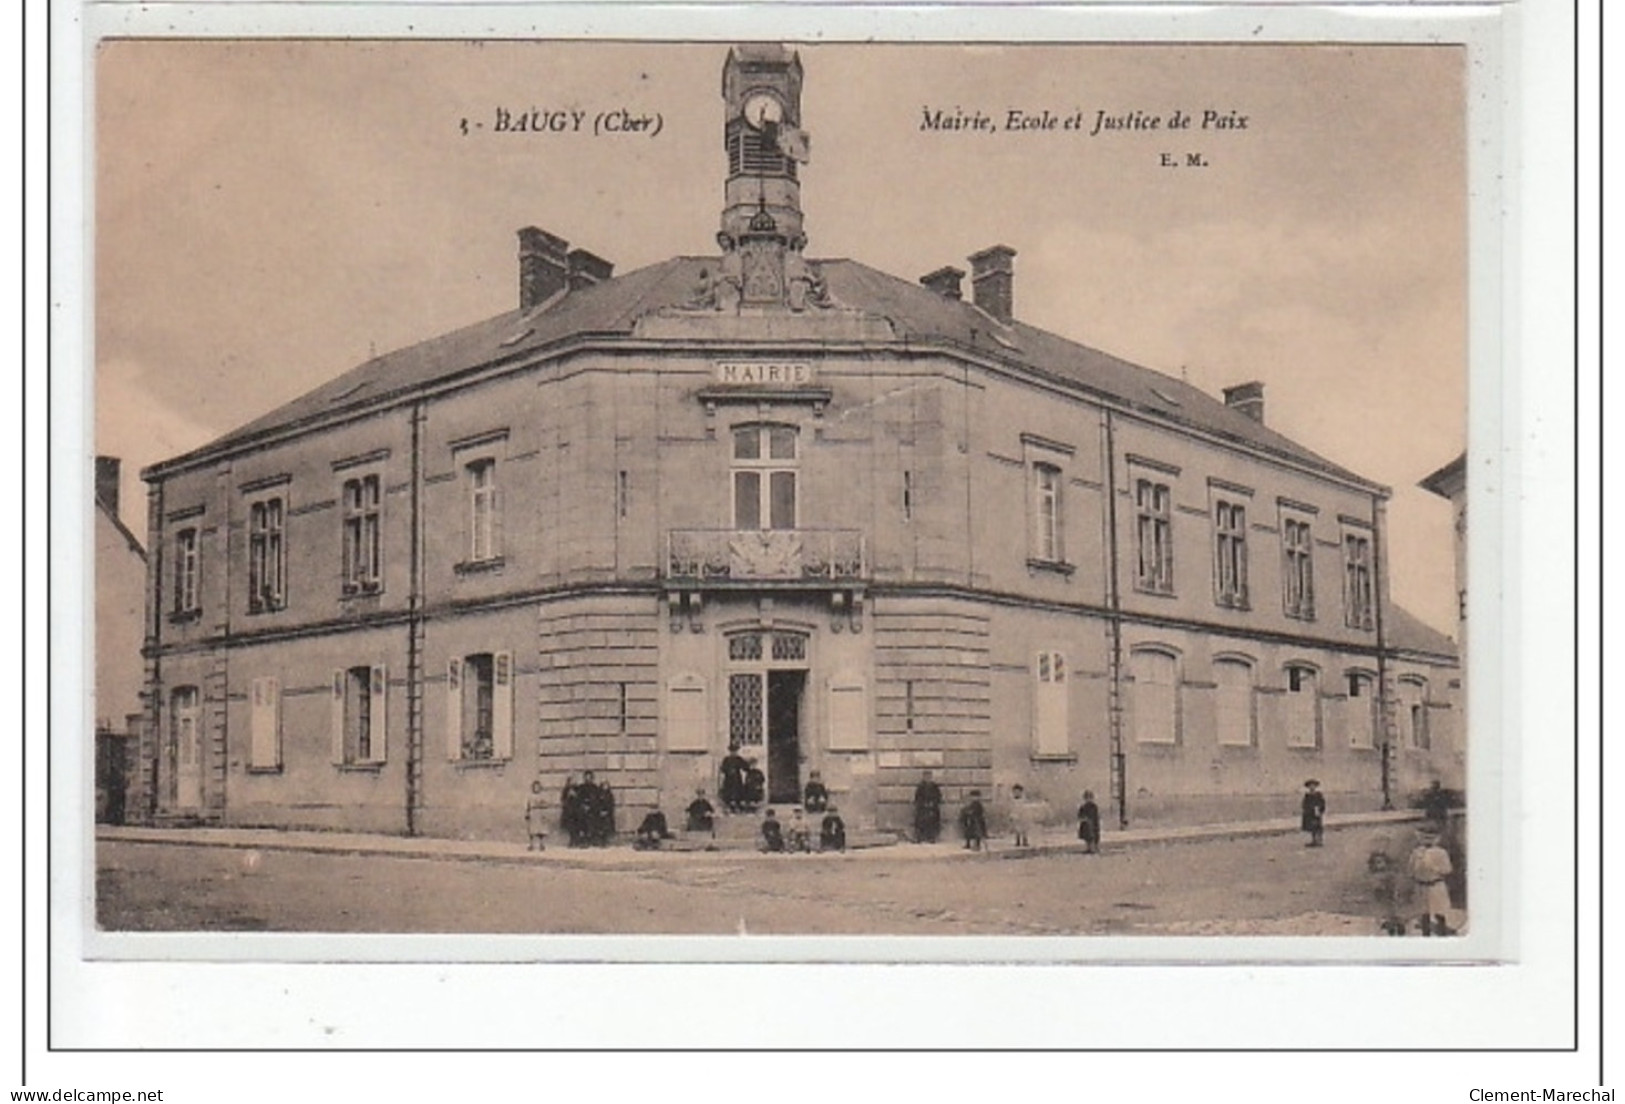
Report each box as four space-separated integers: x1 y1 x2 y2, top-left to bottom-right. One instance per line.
134 45 1460 839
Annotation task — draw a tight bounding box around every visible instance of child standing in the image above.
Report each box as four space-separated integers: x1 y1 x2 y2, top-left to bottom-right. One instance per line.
960 790 988 851
525 780 548 851
1301 779 1326 848
1009 784 1034 848
1409 826 1455 936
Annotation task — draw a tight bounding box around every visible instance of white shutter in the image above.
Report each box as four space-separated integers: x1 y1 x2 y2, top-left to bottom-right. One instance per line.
827 675 868 751
1133 652 1178 745
493 651 514 760
665 674 709 751
1214 661 1254 747
490 480 505 560
331 670 346 763
445 657 463 760
370 664 388 762
1034 651 1068 756
1284 669 1320 748
250 676 281 768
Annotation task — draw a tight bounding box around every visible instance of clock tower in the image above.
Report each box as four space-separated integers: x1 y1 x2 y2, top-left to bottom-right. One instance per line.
721 44 805 246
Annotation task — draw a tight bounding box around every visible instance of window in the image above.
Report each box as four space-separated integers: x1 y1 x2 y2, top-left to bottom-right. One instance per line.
1347 672 1378 749
1032 464 1063 563
249 676 282 769
331 664 387 765
732 425 797 531
248 498 286 612
1283 665 1321 748
1214 659 1255 747
172 528 199 615
445 653 513 761
1344 532 1374 629
1033 650 1069 757
1213 500 1249 608
1398 678 1431 749
466 458 502 563
1135 480 1174 593
1131 649 1179 744
1282 518 1315 620
169 686 202 808
342 475 382 594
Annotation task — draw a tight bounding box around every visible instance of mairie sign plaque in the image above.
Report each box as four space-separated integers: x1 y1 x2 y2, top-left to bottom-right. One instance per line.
713 360 815 386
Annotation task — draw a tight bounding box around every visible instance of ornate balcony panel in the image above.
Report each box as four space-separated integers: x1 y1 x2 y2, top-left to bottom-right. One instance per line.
666 529 866 584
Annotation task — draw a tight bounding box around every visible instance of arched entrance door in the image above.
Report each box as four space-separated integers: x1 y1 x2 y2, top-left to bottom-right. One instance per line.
726 629 808 805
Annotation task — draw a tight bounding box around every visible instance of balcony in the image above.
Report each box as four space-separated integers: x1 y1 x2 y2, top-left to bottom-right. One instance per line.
665 529 866 585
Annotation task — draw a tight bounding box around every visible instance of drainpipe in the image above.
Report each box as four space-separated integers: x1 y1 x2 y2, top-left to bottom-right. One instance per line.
1372 492 1393 810
406 402 427 835
1102 409 1128 828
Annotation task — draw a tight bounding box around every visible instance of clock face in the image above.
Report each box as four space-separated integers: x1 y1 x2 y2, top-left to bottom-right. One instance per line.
742 92 784 129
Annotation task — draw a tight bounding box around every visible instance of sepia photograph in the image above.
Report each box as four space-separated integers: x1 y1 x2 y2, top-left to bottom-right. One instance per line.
91 38 1472 944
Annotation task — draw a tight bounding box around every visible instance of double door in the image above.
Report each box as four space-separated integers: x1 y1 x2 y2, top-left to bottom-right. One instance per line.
726 631 808 805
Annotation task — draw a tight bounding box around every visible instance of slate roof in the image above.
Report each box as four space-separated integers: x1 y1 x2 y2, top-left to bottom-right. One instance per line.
1386 604 1458 660
161 255 1373 489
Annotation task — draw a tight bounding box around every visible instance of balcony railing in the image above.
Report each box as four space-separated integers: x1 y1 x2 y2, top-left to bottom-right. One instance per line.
666 529 866 584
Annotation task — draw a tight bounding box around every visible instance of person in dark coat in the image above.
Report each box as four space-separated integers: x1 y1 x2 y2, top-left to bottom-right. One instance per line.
634 808 673 850
803 770 830 813
819 805 847 853
560 774 585 847
1077 789 1101 855
719 744 748 813
1421 780 1452 826
913 770 944 843
759 808 785 852
741 760 766 811
1301 779 1326 847
595 780 617 846
685 788 716 835
959 790 988 851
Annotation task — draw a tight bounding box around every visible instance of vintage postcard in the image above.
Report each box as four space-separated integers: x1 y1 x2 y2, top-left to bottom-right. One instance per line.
91 37 1474 945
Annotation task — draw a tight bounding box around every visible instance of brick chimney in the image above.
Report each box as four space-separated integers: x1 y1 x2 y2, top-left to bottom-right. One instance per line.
518 227 571 310
1222 381 1265 424
567 248 614 291
95 456 121 516
920 266 966 301
968 245 1016 323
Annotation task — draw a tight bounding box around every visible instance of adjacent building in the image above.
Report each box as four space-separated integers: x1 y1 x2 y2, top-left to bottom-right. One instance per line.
134 45 1460 838
95 456 146 823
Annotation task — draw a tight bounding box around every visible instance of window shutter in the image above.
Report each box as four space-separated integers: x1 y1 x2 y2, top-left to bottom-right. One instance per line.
1034 651 1068 756
826 675 868 751
331 670 346 764
445 657 463 760
491 481 505 560
250 676 281 768
493 651 514 760
370 664 388 762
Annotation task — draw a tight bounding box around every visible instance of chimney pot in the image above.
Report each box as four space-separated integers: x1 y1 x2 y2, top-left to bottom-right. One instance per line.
567 248 614 291
95 456 121 516
967 244 1016 324
920 266 966 301
517 227 571 310
1222 380 1266 424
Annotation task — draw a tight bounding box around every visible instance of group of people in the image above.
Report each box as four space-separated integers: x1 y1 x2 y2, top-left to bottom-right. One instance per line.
909 771 1102 853
717 744 767 813
759 804 847 853
559 771 617 847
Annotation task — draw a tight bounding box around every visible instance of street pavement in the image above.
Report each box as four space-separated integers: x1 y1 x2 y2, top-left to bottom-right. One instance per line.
95 810 1467 936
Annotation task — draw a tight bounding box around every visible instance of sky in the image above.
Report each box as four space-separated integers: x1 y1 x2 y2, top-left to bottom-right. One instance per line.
94 40 1466 632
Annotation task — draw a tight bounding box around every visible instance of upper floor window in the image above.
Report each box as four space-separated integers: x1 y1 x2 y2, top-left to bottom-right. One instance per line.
1343 532 1374 630
466 458 502 564
1282 518 1315 620
248 497 286 613
732 425 797 531
1032 463 1063 563
341 475 382 594
172 528 200 615
1135 480 1174 594
1212 500 1249 609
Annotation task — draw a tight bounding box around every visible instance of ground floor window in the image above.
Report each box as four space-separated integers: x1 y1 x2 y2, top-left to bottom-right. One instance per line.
333 664 387 765
1131 648 1179 745
169 685 202 808
1213 658 1255 747
249 676 282 769
1283 664 1321 748
1032 650 1068 757
446 652 512 761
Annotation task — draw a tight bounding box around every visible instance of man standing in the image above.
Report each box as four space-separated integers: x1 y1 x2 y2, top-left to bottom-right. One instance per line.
1301 779 1327 848
719 743 748 813
913 770 944 843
